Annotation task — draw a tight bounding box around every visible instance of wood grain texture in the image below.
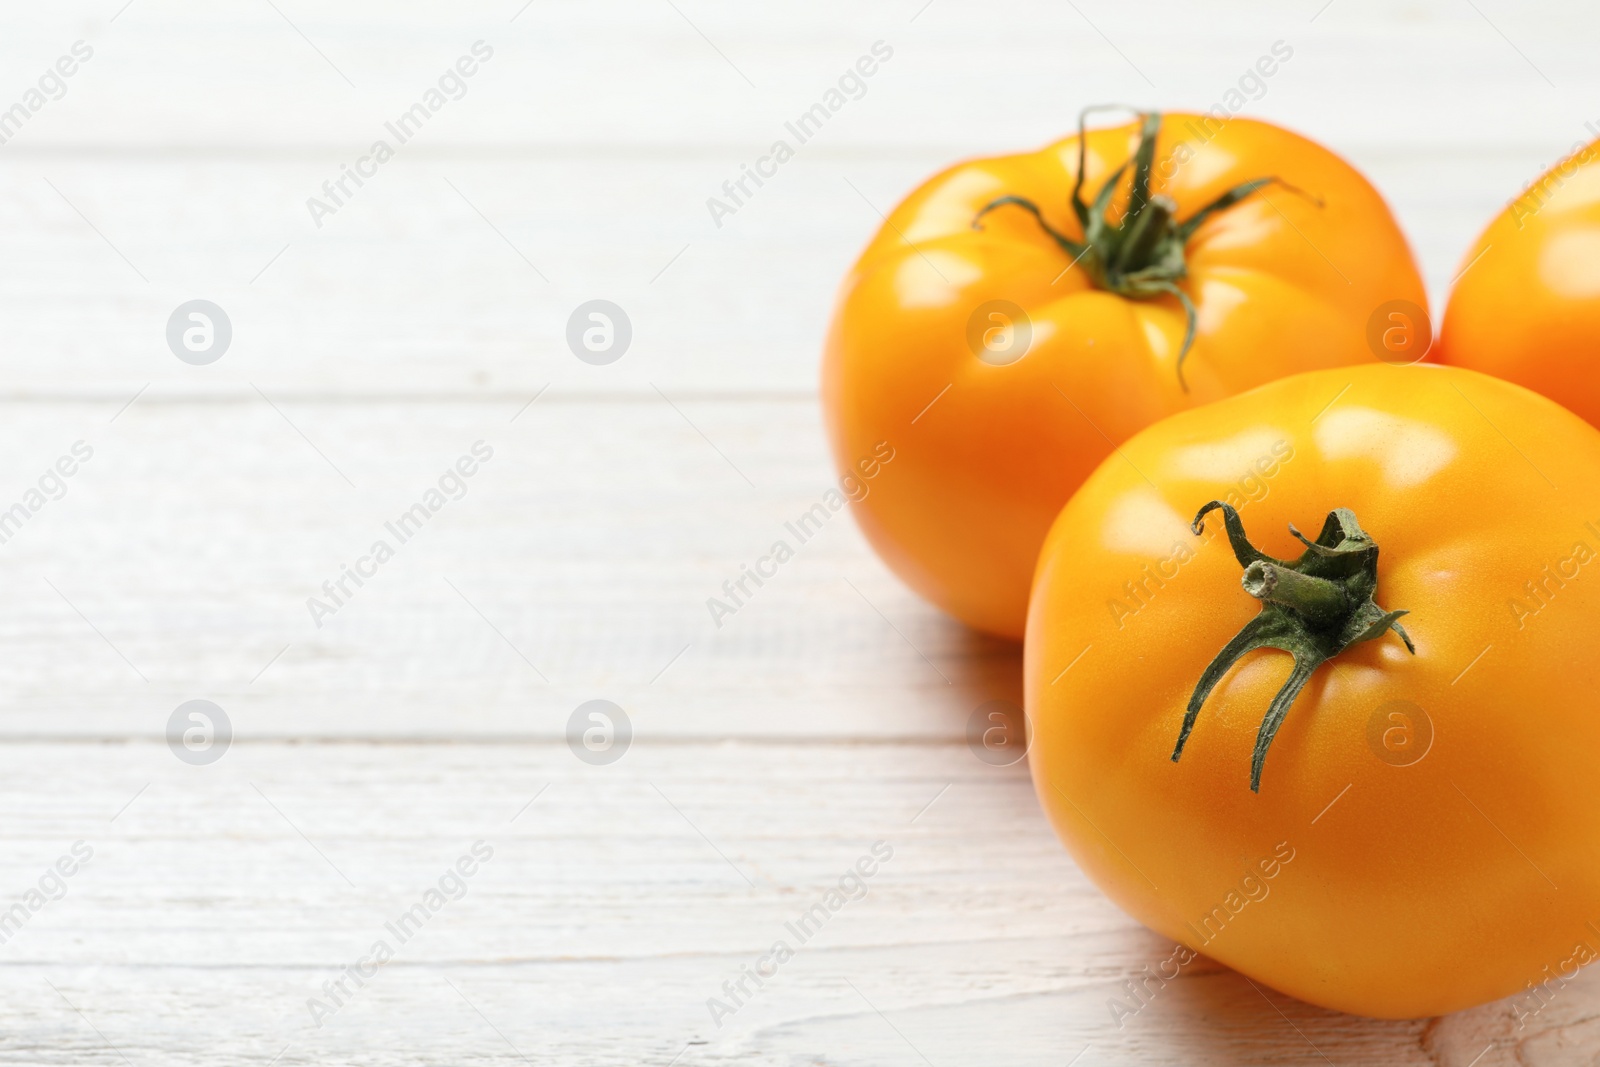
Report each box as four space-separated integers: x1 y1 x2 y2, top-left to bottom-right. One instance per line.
0 398 1020 739
0 740 1590 1066
1 0 1597 1062
0 0 1595 394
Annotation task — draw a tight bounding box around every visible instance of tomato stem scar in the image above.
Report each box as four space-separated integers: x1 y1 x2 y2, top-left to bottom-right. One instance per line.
1174 500 1416 792
969 107 1314 392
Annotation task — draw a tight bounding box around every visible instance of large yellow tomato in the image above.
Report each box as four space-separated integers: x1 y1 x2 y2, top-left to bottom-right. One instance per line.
1438 136 1600 427
1027 363 1600 1018
823 110 1426 639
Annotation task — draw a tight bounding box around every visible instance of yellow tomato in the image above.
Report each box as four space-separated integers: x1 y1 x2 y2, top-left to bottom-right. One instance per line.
824 110 1426 638
1439 136 1600 427
1028 364 1600 1018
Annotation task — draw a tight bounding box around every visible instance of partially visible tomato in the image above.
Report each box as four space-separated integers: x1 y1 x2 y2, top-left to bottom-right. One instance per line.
823 110 1426 639
1027 363 1600 1018
1438 137 1600 426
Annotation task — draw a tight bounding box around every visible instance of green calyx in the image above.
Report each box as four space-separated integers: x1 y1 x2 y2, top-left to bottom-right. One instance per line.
970 106 1285 391
1173 501 1416 793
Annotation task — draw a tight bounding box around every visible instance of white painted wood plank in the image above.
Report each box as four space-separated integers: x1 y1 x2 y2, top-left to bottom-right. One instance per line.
0 0 1593 154
0 2 1592 393
0 397 1019 739
0 740 1583 1066
0 148 1559 394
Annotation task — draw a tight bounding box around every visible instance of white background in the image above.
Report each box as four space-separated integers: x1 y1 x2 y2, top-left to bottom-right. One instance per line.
0 1 1594 1064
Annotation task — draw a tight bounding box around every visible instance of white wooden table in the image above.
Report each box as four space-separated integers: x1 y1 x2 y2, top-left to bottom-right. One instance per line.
1 1 1597 1062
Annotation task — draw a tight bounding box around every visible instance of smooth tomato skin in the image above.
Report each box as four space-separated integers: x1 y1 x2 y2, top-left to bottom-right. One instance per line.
823 115 1426 639
1026 364 1600 1019
1439 139 1600 426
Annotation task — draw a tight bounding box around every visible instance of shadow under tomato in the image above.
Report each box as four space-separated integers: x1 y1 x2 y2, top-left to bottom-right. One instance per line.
1127 948 1600 1066
930 618 1027 761
1131 955 1430 1065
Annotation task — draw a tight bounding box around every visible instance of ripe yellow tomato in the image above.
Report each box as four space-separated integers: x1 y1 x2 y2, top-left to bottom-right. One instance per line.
823 110 1426 639
1438 137 1600 427
1027 363 1600 1018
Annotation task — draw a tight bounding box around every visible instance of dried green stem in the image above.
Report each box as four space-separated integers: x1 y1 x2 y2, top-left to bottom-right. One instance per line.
970 107 1304 391
1173 501 1415 792
1240 561 1348 624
